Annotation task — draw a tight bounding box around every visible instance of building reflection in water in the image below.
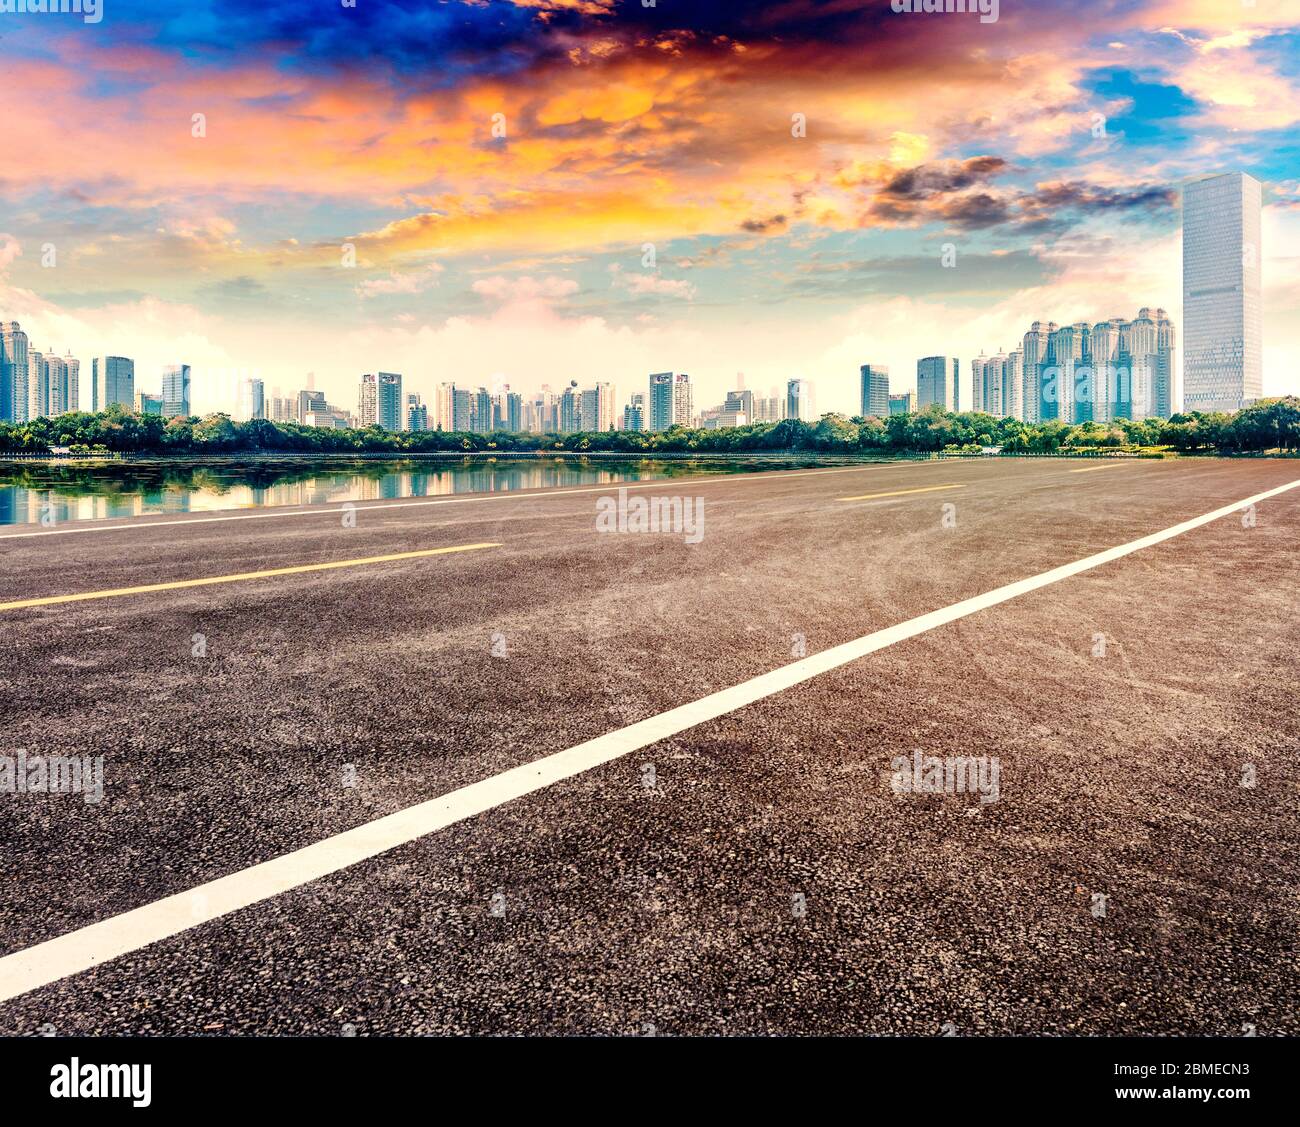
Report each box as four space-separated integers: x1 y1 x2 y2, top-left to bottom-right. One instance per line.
0 456 707 527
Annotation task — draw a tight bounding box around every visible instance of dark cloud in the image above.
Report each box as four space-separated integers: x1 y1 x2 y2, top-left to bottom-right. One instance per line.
864 157 1172 234
740 214 788 233
1024 181 1176 212
877 156 1010 200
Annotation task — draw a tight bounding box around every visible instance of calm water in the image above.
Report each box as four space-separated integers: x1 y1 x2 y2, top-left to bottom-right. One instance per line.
0 455 866 527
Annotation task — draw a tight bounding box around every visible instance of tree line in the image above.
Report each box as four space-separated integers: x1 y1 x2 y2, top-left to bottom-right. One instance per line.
1 397 1298 457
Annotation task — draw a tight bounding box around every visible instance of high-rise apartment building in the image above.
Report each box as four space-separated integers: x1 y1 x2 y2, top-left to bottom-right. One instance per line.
26 347 45 420
1 322 30 423
672 373 693 428
1040 324 1086 424
92 356 134 412
433 383 454 431
971 353 1008 416
859 364 890 417
451 387 472 431
1183 171 1262 412
473 387 493 434
576 382 615 432
359 372 403 430
162 364 191 417
1020 323 1056 425
43 354 65 416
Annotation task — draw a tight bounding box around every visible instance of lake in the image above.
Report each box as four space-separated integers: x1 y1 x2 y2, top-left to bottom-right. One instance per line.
0 454 897 526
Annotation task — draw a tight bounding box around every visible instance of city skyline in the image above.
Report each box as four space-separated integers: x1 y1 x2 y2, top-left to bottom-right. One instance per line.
0 3 1296 419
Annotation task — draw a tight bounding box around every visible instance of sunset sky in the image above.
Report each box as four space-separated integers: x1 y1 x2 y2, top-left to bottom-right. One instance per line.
1 0 1297 417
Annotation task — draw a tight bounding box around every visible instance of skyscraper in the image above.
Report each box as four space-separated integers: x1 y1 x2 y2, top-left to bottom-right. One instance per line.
162 364 191 417
579 382 616 431
1182 171 1262 413
971 353 1007 416
859 364 890 417
672 373 693 428
377 372 403 431
473 387 493 434
26 347 45 420
559 381 582 433
1 322 30 423
623 392 646 432
434 383 454 431
1020 323 1056 425
407 393 428 432
93 356 135 412
786 378 815 422
359 372 403 430
648 372 673 431
451 387 472 431
1041 324 1086 424
916 356 959 413
239 377 265 421
1004 349 1024 421
44 354 68 415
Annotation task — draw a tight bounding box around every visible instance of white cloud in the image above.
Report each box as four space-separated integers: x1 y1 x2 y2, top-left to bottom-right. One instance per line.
356 263 444 299
470 274 578 303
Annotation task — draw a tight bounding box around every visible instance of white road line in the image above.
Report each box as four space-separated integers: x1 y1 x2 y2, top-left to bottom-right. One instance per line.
2 477 1293 1004
0 461 958 541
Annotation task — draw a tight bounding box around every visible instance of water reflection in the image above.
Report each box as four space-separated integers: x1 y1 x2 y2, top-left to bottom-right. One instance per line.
0 455 837 527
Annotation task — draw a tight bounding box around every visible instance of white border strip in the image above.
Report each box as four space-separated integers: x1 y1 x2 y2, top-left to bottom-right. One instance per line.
0 477 1294 1004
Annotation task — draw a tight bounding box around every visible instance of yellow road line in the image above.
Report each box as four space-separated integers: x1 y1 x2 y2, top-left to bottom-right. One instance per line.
839 483 965 502
0 543 501 612
1068 464 1124 473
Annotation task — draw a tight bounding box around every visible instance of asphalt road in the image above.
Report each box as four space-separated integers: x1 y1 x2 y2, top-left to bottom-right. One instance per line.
1 455 1297 1035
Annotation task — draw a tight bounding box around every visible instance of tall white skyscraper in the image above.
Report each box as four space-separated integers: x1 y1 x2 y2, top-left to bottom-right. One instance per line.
672 372 693 427
969 355 986 413
239 377 265 421
1182 171 1262 412
1 322 30 423
1020 323 1056 425
1004 349 1023 421
44 354 68 415
27 347 46 421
